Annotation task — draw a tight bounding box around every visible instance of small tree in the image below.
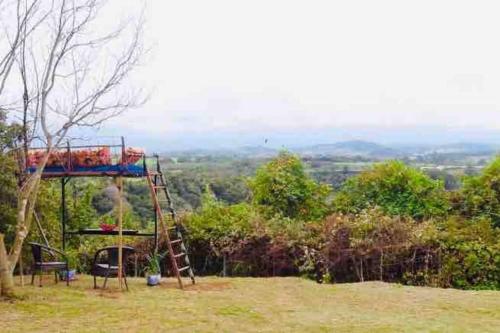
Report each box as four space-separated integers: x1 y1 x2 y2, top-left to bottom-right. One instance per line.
249 152 331 220
459 156 500 227
334 161 449 220
0 0 145 297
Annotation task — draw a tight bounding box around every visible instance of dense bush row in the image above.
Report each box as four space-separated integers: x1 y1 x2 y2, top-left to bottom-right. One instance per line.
174 153 500 289
180 201 500 290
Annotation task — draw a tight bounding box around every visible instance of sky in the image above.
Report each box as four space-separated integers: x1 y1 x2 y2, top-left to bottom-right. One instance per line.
99 0 500 149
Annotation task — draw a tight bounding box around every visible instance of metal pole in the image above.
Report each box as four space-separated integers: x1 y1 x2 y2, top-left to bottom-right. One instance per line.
61 178 67 250
117 176 124 290
154 174 158 253
66 141 71 171
120 136 125 166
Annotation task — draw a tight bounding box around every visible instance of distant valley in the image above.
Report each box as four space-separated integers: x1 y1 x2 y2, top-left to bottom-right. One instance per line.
162 140 500 162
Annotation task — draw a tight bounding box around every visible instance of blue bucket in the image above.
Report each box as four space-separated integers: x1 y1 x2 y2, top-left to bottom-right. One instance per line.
59 269 76 281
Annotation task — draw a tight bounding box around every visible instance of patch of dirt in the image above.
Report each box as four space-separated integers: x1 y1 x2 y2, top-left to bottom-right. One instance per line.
159 281 232 292
87 287 124 298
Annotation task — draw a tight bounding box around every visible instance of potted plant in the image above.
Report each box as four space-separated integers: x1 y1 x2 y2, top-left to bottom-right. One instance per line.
99 215 116 232
60 249 78 281
144 252 163 286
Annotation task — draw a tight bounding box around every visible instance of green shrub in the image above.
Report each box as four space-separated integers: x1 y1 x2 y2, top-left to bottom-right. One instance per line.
184 188 257 242
333 161 449 220
436 216 500 289
248 152 331 220
459 157 500 227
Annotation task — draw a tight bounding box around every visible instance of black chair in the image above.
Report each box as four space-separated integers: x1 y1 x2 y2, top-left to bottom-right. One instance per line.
92 246 135 290
28 242 69 287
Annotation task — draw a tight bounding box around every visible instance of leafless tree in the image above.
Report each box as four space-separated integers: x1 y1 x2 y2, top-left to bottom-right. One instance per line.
0 0 145 297
0 0 47 98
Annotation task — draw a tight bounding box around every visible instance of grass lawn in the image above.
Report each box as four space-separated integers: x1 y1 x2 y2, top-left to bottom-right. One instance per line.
2 275 500 332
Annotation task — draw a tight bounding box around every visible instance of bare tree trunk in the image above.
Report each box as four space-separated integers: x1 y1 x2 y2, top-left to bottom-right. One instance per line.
0 0 145 295
0 154 46 295
18 255 24 287
9 169 43 271
0 234 15 297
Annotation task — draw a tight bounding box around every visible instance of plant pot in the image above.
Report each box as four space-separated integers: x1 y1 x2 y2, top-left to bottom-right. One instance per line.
147 274 161 286
99 223 117 232
59 269 77 281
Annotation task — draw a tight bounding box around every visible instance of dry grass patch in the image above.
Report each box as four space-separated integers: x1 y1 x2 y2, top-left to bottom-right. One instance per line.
1 275 500 332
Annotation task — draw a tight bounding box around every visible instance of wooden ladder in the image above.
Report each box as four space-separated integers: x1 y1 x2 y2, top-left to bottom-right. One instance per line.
146 155 195 289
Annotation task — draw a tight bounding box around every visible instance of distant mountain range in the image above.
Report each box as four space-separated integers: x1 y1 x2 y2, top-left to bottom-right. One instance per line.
162 140 500 158
396 142 499 155
294 140 401 158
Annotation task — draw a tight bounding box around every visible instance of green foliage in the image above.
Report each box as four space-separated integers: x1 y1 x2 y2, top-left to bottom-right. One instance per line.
333 161 449 220
459 157 500 227
0 153 17 240
121 171 249 215
144 252 166 275
168 172 206 210
64 248 81 271
435 217 500 289
176 157 500 289
124 180 154 227
92 190 114 215
0 110 22 151
119 207 141 230
184 186 256 242
210 176 250 204
31 181 62 244
248 152 331 220
67 181 99 231
0 111 20 245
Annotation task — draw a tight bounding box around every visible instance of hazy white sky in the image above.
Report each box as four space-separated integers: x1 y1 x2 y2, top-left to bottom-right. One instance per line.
105 0 500 146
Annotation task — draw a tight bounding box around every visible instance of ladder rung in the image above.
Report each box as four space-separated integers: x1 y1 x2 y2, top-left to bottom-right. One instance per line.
173 252 186 258
178 266 190 272
154 185 166 188
170 239 182 245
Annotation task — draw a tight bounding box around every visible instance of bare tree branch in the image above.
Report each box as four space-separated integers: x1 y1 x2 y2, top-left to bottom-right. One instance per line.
0 0 49 98
0 0 147 296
